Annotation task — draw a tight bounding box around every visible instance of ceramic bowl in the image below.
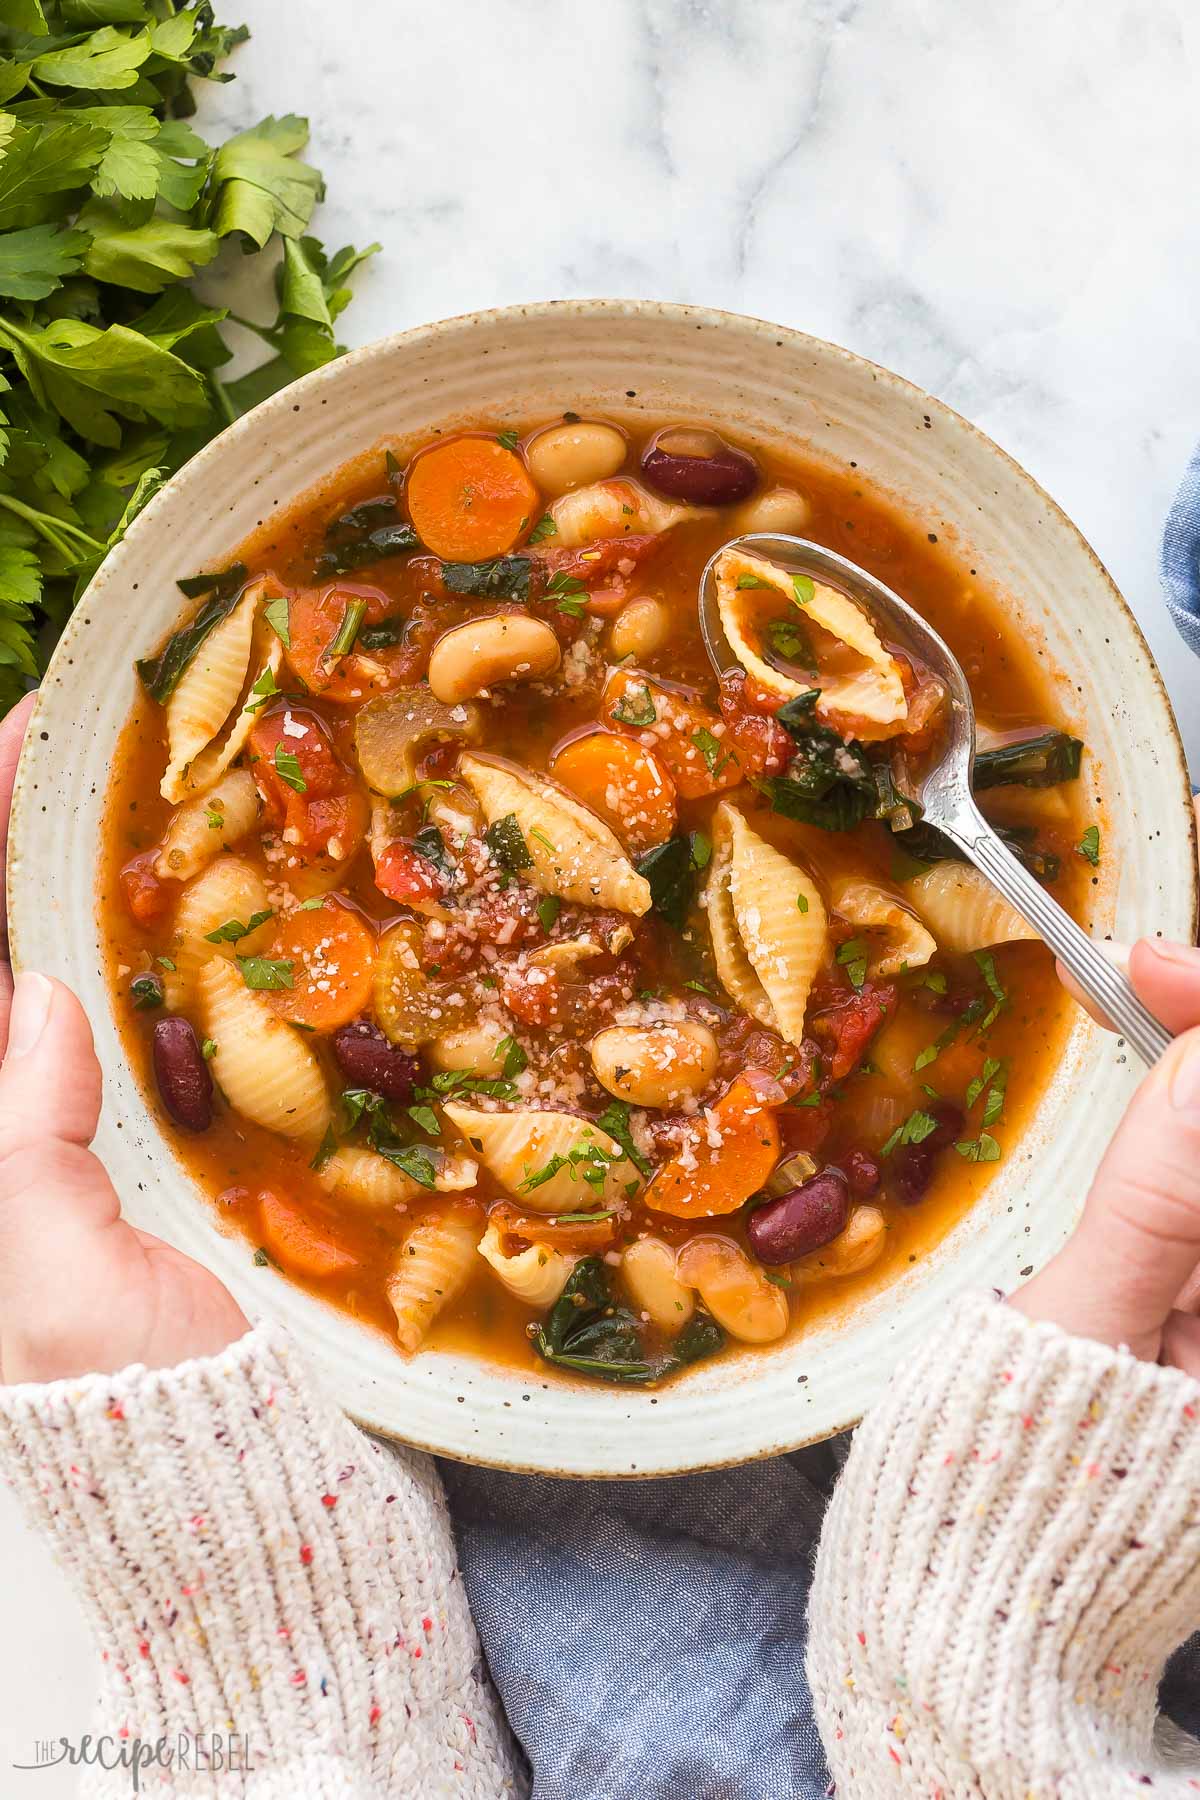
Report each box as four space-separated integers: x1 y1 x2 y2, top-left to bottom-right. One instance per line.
8 301 1195 1476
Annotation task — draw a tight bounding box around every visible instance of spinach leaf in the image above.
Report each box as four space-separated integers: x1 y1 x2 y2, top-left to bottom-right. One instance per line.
136 563 248 703
636 834 703 930
533 1258 725 1385
325 495 398 536
440 556 533 601
411 823 451 877
357 618 406 651
485 812 533 871
761 690 876 832
313 521 419 577
973 729 1083 791
897 818 1060 883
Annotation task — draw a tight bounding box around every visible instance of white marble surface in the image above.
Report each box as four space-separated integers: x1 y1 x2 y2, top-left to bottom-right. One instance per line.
5 0 1200 1783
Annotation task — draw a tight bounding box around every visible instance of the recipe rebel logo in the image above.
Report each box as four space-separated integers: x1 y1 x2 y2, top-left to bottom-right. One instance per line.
13 1732 256 1790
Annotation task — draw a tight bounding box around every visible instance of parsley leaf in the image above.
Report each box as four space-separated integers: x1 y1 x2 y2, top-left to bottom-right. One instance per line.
595 1098 653 1178
527 514 557 544
836 936 870 990
610 681 657 727
1076 824 1101 866
237 955 293 991
204 907 273 944
880 1109 939 1157
273 744 306 793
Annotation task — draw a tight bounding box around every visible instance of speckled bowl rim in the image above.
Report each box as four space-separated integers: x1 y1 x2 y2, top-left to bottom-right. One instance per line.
8 298 1196 1476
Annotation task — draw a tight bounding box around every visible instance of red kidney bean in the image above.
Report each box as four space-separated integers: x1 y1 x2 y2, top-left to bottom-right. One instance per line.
747 1167 850 1265
641 430 759 506
925 1099 965 1150
331 1021 418 1101
844 1148 881 1196
889 1143 934 1205
152 1018 213 1132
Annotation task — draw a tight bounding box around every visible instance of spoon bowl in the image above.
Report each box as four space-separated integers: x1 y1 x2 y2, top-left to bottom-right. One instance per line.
700 532 1171 1066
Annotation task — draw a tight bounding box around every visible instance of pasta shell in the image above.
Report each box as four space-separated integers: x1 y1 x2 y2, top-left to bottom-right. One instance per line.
458 752 650 915
197 956 330 1139
713 548 907 728
703 802 826 1043
163 855 272 1010
827 874 936 977
442 1102 636 1214
387 1208 481 1353
548 478 696 547
161 580 285 802
477 1222 576 1307
156 771 261 881
906 862 1038 954
318 1146 424 1211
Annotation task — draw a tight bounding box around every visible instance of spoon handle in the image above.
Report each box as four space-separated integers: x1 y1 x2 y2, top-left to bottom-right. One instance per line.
936 801 1172 1067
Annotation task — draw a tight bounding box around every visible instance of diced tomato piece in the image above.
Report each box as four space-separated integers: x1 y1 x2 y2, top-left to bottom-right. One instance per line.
374 841 447 906
531 533 663 596
119 852 172 927
809 981 897 1082
777 1096 835 1153
248 707 367 867
499 959 563 1027
717 672 793 778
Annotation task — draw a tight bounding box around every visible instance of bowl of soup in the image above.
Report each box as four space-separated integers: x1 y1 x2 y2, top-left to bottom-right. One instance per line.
8 301 1195 1475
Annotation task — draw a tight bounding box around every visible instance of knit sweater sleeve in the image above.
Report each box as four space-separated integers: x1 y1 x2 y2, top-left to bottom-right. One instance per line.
807 1290 1200 1799
0 1320 523 1799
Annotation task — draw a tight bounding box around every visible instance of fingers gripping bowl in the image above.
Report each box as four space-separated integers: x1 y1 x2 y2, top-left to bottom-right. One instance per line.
7 302 1195 1476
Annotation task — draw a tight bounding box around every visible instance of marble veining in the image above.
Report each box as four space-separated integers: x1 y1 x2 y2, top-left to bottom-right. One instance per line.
3 0 1199 1781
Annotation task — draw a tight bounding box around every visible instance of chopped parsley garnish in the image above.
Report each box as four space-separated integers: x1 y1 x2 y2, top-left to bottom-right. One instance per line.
556 596 587 619
880 1108 939 1157
205 907 274 944
298 895 327 911
547 570 587 598
484 813 533 871
974 951 1008 1031
537 894 562 932
419 1068 520 1104
375 1143 439 1187
529 827 557 854
273 744 307 793
201 1039 218 1060
156 955 176 971
966 1057 1009 1127
836 936 870 990
797 891 810 914
766 617 816 667
496 429 520 450
310 1125 338 1171
611 683 657 727
736 573 774 589
553 1209 619 1224
954 1133 1002 1163
528 514 558 544
522 1141 617 1195
1076 825 1101 866
919 968 948 994
245 665 283 712
595 1098 653 1177
692 726 734 777
263 593 291 649
237 956 294 991
496 1035 527 1079
791 573 815 607
205 805 225 831
690 830 712 871
130 972 164 1010
407 1104 441 1136
253 1246 282 1269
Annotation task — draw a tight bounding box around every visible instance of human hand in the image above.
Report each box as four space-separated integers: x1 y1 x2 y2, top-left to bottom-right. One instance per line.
1013 934 1200 1372
0 695 247 1385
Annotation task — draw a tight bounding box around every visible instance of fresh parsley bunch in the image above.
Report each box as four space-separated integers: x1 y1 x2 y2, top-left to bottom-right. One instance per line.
0 0 379 712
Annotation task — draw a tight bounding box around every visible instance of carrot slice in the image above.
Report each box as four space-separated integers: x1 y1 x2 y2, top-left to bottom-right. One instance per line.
602 667 743 800
643 1075 780 1218
406 436 539 562
266 898 377 1032
550 730 677 854
258 1191 359 1278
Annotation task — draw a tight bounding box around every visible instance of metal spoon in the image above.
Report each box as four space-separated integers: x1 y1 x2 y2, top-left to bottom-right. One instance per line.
699 532 1171 1067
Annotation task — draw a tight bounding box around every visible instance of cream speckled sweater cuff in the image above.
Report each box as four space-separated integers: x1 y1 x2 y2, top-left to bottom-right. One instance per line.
807 1290 1200 1798
0 1322 522 1798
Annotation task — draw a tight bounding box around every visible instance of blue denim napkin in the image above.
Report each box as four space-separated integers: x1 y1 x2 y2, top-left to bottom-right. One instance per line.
437 454 1200 1799
440 1442 845 1800
1162 437 1200 656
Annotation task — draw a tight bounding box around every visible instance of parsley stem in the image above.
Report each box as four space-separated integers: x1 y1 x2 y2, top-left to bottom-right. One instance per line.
0 491 101 562
209 373 238 429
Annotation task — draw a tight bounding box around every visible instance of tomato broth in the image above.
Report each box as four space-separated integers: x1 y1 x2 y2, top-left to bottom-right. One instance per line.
99 412 1094 1386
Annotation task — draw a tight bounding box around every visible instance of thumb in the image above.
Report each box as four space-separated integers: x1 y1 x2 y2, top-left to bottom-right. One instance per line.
0 971 102 1158
1019 1026 1200 1353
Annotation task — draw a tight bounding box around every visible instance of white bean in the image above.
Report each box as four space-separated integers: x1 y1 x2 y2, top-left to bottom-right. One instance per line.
428 614 560 705
526 421 627 496
622 1238 695 1330
794 1206 887 1282
733 486 812 536
676 1237 789 1343
429 1022 509 1077
590 1021 718 1108
609 596 671 661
